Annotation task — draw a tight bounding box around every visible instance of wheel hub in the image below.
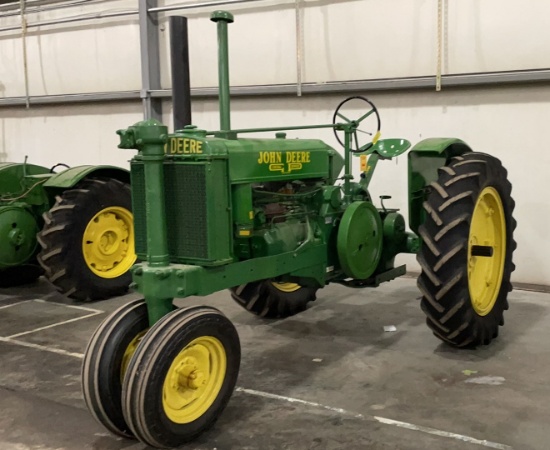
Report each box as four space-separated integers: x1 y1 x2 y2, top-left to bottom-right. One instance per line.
162 336 226 424
468 187 506 316
82 206 136 279
337 201 383 279
174 357 208 390
0 206 39 267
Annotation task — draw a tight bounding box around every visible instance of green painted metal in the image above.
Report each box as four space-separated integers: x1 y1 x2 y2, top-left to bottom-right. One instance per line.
371 138 411 158
163 132 342 183
118 119 170 267
210 11 234 133
43 165 130 189
0 205 39 269
337 201 383 279
119 10 481 330
131 243 327 324
407 137 472 234
0 158 132 285
409 137 472 154
0 163 50 272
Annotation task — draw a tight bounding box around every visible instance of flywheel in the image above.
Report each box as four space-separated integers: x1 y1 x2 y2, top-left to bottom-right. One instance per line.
337 201 383 279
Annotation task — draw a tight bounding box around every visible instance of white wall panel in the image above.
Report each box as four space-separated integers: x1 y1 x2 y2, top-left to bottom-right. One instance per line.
302 0 437 82
0 102 142 168
159 5 298 89
0 0 140 97
2 0 550 98
447 0 550 73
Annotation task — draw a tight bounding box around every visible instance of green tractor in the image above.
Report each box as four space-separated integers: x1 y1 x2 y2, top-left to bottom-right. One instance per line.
0 161 136 300
82 10 516 448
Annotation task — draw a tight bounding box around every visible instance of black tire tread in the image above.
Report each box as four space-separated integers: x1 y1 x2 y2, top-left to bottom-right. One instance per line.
37 178 132 301
122 306 240 448
417 152 516 347
81 299 148 438
229 280 317 318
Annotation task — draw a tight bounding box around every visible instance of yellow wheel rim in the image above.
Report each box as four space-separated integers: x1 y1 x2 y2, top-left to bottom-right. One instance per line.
162 336 226 424
468 187 506 316
120 330 147 382
82 206 136 279
271 282 301 293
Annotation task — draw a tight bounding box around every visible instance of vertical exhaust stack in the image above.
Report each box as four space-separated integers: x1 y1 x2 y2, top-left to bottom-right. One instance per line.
210 11 234 133
170 16 192 132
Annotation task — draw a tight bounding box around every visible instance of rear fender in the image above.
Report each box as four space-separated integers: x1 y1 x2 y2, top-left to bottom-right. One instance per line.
408 138 473 235
43 165 130 189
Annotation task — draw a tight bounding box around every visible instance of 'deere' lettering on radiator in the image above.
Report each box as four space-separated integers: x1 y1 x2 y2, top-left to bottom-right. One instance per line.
165 138 203 155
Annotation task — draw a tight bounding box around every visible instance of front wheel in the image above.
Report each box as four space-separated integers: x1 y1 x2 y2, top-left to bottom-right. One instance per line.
230 280 318 318
81 299 148 438
417 152 516 347
122 306 240 448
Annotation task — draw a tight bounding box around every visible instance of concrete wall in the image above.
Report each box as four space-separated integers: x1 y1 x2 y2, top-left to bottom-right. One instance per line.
0 0 549 285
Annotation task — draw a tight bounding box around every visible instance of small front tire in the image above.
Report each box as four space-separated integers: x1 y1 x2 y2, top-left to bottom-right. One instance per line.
81 299 148 438
122 306 240 448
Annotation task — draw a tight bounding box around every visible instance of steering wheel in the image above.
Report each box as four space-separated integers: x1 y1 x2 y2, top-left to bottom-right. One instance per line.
332 96 381 153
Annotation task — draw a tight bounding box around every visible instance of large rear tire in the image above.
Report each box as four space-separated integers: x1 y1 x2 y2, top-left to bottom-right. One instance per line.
122 306 240 448
37 178 136 301
230 280 317 318
417 152 516 347
81 299 148 438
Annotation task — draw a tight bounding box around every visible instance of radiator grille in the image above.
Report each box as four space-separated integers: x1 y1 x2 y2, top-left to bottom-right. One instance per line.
165 164 208 258
131 162 209 260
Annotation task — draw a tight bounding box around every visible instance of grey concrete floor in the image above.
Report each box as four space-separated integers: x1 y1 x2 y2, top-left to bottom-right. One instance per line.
0 276 548 450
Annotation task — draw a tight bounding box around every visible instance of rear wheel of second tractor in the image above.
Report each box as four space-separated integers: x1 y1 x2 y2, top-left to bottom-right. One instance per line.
417 152 516 347
37 178 136 301
229 280 318 318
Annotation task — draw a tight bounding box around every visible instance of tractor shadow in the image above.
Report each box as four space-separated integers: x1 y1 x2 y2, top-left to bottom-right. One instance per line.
229 282 424 393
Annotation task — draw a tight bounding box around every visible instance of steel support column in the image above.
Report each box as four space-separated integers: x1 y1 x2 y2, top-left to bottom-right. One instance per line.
138 0 162 121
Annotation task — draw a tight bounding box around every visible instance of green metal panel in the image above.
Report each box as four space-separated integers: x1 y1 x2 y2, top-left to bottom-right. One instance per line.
0 163 50 195
163 134 339 184
43 165 130 189
232 183 253 238
130 162 147 256
408 138 473 234
0 163 51 210
132 159 232 266
210 11 234 132
226 138 334 183
131 243 328 322
0 205 40 269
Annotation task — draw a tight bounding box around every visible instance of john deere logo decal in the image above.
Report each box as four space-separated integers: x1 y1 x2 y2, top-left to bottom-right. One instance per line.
257 151 311 174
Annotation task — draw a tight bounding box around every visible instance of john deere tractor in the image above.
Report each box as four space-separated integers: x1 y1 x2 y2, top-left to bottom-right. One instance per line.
82 11 516 448
0 161 136 300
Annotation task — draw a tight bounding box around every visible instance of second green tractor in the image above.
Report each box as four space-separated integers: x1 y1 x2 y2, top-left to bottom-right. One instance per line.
0 161 136 300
